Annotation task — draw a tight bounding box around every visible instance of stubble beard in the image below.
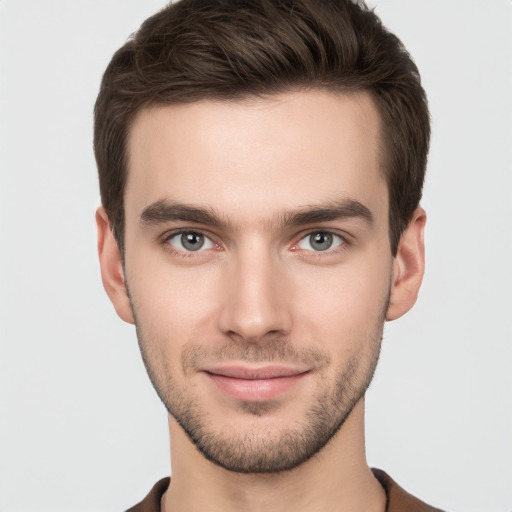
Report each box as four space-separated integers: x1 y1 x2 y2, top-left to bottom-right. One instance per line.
132 304 385 475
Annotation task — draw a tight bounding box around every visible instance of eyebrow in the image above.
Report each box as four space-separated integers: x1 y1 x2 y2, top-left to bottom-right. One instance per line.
281 200 373 228
140 198 373 230
140 200 227 228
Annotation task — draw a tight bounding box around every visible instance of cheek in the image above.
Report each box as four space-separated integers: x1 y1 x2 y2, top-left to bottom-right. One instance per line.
290 257 391 343
126 256 222 342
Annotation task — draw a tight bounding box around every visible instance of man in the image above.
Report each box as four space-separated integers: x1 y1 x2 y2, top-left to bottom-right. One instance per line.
94 0 443 510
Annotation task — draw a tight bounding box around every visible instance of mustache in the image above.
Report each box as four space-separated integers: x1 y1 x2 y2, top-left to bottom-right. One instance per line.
181 338 330 371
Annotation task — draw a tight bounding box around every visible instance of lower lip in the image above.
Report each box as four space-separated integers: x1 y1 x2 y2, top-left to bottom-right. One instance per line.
206 373 307 401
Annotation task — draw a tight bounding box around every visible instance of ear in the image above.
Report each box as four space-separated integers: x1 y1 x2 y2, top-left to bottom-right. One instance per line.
386 208 426 321
96 207 134 324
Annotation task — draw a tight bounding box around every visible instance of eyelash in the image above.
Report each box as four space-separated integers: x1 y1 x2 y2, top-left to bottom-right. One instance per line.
292 231 348 256
161 229 222 258
160 229 350 258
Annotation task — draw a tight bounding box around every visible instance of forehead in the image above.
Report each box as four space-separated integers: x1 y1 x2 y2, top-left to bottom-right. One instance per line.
125 90 386 225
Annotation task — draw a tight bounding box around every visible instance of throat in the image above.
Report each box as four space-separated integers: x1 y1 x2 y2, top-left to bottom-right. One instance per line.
164 401 386 512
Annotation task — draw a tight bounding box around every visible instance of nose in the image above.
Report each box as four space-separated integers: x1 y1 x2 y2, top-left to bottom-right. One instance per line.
217 245 292 342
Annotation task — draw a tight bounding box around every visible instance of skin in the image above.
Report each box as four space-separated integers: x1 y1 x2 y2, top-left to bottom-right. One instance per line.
97 90 425 512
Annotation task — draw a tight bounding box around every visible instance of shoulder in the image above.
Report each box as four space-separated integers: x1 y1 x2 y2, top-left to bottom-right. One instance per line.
372 469 447 512
125 471 447 512
124 477 170 512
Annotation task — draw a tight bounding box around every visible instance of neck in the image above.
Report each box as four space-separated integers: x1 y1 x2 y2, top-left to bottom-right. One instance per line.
162 399 386 512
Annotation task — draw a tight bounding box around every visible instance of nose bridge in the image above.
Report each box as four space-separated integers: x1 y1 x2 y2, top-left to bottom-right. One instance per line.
218 239 291 341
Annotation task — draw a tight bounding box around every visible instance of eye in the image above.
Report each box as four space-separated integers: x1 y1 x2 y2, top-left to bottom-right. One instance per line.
166 231 215 252
297 231 344 252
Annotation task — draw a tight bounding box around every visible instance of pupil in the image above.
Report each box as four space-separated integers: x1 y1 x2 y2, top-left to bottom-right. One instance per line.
311 232 332 251
181 232 204 251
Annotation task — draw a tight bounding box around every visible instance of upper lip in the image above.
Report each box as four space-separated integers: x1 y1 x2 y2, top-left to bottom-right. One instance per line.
204 365 309 380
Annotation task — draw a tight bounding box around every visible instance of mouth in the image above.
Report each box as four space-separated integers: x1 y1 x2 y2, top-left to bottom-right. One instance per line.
203 365 310 402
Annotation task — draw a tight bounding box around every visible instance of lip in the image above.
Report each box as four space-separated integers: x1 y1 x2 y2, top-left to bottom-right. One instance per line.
203 365 309 401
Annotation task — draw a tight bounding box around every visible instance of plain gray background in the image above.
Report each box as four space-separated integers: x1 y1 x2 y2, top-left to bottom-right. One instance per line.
1 1 511 511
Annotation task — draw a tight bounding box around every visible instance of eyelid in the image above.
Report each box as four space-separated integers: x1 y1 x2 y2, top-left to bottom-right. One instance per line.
159 227 351 256
292 229 350 253
161 228 220 254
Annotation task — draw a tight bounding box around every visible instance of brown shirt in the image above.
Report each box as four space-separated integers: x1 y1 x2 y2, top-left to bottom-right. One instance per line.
125 469 445 512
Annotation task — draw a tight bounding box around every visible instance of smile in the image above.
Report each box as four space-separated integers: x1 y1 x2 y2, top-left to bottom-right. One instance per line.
204 366 310 401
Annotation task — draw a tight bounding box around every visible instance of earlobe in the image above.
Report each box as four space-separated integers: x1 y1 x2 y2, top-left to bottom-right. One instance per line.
96 207 135 324
386 208 426 321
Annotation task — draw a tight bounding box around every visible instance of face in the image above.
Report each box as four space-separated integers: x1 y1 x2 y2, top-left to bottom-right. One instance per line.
104 91 418 473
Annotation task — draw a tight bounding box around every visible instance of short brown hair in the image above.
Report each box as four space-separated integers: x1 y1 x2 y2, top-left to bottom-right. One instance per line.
94 0 430 256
